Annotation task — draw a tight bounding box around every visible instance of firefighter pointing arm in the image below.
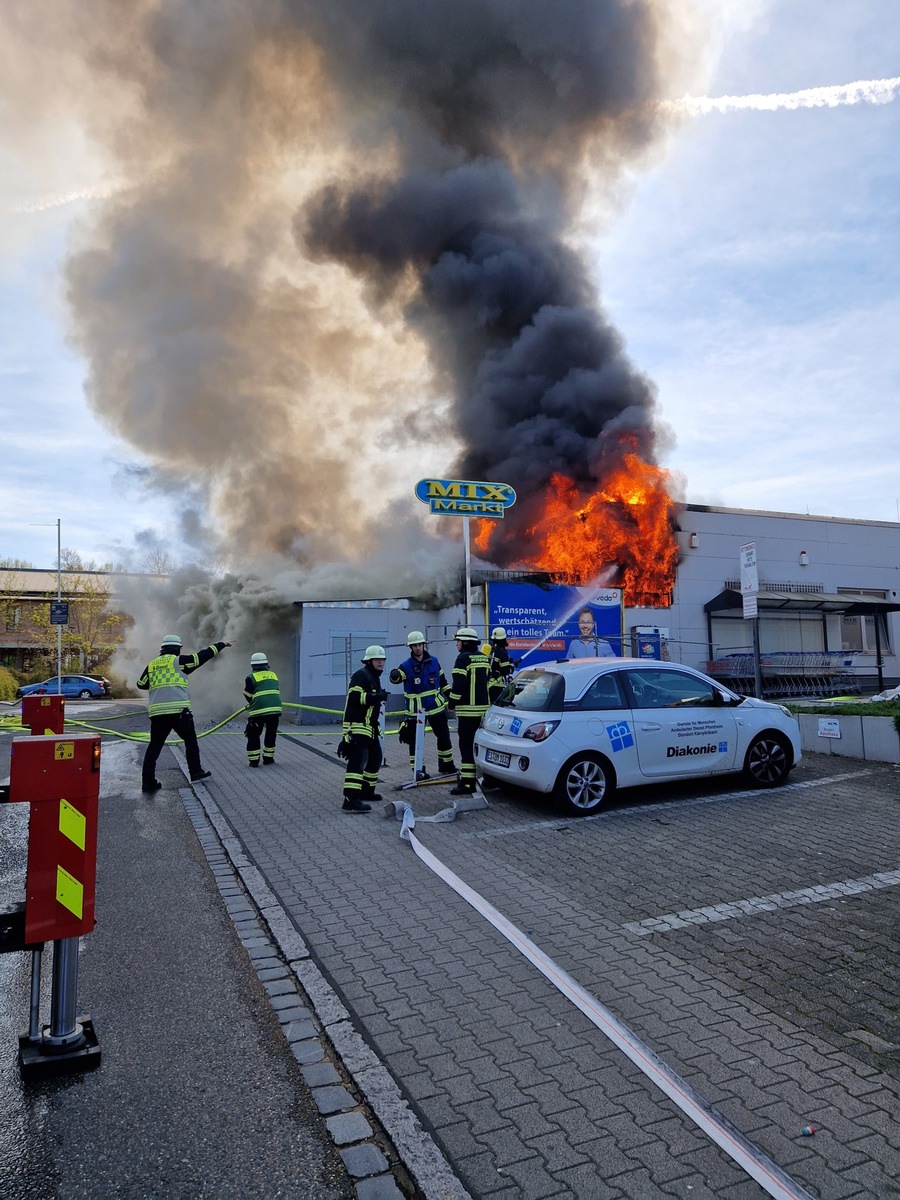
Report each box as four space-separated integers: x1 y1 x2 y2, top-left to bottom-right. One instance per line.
137 633 231 792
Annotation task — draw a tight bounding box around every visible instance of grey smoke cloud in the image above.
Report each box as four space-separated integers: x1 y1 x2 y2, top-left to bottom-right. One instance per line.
4 1 700 637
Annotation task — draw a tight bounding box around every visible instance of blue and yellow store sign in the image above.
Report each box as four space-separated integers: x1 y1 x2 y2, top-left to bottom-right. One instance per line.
415 478 517 518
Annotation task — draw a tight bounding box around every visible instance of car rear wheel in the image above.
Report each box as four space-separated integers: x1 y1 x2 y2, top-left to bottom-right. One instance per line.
554 753 615 816
743 733 791 787
78 689 93 699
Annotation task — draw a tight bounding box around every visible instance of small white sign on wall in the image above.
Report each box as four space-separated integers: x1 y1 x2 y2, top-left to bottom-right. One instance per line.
817 717 842 739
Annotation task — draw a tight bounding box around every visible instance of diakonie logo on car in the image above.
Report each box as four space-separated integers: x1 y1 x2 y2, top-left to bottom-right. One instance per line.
666 743 721 757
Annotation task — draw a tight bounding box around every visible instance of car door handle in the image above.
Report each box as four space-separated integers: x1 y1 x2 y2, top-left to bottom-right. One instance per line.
639 722 662 731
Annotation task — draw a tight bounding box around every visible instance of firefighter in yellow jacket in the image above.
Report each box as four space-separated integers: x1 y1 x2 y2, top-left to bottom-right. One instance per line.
137 633 231 792
243 651 283 767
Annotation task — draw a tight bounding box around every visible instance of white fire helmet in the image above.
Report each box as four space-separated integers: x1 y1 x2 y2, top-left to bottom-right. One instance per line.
161 634 183 648
250 652 268 666
362 645 387 661
406 631 426 646
455 627 478 641
491 627 507 640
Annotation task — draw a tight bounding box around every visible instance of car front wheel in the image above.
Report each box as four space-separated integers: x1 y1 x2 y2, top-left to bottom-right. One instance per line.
743 733 791 787
554 753 615 816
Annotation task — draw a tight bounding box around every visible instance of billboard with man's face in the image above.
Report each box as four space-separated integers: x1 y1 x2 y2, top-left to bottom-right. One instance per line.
486 582 624 670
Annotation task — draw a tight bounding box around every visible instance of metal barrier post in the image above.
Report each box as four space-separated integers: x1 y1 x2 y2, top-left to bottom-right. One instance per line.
5 732 102 1074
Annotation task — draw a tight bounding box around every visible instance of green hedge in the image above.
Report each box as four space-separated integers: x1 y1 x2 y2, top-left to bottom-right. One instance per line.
787 701 900 736
0 665 20 703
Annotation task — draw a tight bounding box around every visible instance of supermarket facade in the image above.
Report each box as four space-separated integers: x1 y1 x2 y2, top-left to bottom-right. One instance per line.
292 504 900 719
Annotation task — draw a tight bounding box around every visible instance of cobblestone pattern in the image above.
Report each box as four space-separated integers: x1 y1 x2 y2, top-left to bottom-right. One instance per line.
184 724 900 1199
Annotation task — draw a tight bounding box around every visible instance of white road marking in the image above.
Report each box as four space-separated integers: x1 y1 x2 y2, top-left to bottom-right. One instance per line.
624 868 900 936
405 826 816 1200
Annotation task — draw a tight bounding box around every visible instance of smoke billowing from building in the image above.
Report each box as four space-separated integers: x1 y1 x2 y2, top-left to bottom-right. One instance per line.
4 1 703 645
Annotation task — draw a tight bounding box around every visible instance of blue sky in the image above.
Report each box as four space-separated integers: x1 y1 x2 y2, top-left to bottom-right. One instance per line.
2 1 898 569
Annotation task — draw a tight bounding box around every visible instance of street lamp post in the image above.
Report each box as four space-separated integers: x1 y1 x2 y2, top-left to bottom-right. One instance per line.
29 519 63 692
55 519 62 694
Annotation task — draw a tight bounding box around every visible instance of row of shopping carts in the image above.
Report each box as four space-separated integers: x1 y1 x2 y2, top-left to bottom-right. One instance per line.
706 650 861 699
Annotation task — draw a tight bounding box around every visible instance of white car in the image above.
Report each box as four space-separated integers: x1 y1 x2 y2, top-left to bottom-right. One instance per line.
474 658 802 815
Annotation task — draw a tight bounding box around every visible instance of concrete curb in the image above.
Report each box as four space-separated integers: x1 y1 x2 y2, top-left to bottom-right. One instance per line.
175 753 470 1200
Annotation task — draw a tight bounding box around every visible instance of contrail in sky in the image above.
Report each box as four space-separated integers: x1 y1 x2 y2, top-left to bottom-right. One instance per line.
10 180 130 213
12 76 899 216
666 75 900 116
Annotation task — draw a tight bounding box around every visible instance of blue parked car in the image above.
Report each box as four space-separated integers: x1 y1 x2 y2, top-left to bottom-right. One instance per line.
16 674 110 700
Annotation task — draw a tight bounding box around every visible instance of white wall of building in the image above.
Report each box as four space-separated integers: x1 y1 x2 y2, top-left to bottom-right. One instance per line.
294 600 471 724
628 506 900 682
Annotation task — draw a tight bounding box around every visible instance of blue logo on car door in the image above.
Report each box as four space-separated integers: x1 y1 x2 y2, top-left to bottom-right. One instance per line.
606 721 634 752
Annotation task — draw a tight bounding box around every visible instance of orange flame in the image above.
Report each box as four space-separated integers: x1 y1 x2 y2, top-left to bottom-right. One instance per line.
475 451 678 607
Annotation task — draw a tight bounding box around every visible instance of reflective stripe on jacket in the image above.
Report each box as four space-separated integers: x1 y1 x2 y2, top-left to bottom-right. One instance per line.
145 653 192 717
448 650 491 717
392 652 448 715
244 670 282 716
137 642 225 717
342 664 384 739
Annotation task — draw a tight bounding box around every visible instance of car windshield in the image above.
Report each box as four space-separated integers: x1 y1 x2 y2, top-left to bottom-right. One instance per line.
495 669 565 712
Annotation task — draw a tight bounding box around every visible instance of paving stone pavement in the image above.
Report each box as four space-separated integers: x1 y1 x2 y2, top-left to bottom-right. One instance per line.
174 720 900 1199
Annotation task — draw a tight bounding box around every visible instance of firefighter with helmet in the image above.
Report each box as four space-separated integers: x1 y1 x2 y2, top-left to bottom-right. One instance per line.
389 631 457 780
338 645 389 813
447 627 491 795
486 626 515 703
137 632 231 792
243 651 283 767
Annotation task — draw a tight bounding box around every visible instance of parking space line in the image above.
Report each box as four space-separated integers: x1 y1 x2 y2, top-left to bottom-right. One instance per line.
466 771 872 840
405 827 816 1200
624 868 900 936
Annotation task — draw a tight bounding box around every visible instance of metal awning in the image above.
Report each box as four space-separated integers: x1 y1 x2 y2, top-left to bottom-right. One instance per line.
704 589 900 616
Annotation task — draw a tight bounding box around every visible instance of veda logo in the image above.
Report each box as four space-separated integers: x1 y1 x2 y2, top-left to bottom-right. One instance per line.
510 717 522 736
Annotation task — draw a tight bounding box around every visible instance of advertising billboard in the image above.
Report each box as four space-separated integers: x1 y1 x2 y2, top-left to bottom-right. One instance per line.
487 582 624 670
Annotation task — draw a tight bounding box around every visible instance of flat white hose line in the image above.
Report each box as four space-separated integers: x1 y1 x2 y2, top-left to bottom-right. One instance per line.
400 811 815 1200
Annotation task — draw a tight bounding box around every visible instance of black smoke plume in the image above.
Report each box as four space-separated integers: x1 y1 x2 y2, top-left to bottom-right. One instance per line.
3 0 697 604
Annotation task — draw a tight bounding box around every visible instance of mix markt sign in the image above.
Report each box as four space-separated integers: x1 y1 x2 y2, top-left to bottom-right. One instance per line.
415 478 517 518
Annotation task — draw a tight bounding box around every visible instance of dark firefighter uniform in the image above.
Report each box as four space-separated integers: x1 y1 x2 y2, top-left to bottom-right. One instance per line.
487 628 516 704
137 635 230 791
389 640 456 778
447 628 491 794
340 646 388 813
244 654 282 767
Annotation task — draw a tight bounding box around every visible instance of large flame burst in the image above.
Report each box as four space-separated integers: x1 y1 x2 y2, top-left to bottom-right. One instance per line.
475 451 678 607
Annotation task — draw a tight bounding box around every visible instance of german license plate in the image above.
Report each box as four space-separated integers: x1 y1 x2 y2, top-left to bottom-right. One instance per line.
485 749 511 767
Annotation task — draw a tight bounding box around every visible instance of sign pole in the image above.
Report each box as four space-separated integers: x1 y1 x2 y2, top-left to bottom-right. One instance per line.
56 519 62 695
740 542 763 698
463 515 472 627
413 479 517 629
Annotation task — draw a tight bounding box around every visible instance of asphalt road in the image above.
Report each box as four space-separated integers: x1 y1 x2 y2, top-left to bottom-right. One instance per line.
0 701 355 1200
